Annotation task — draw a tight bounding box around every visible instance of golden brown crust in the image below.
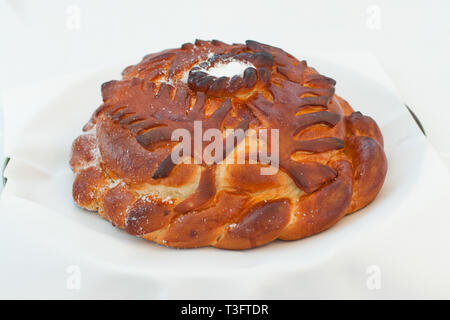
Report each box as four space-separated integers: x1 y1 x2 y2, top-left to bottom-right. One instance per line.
70 40 387 249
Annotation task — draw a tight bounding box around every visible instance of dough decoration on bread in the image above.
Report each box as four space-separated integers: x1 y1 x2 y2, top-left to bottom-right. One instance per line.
70 40 387 249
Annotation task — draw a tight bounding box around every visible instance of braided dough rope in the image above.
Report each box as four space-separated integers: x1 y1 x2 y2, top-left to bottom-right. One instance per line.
70 40 387 249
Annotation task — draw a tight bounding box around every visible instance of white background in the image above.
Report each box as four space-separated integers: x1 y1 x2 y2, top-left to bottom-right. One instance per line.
1 0 449 167
1 0 450 299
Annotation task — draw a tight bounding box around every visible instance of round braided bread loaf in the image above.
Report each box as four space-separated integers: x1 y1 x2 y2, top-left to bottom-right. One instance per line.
70 40 387 249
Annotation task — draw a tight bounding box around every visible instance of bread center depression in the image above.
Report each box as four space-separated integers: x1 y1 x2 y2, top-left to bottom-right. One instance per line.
182 57 254 82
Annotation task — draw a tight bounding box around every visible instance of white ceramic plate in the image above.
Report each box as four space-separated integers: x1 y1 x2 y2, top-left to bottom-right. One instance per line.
3 57 443 299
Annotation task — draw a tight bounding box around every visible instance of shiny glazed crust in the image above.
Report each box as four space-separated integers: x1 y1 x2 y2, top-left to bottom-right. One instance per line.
70 40 387 249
